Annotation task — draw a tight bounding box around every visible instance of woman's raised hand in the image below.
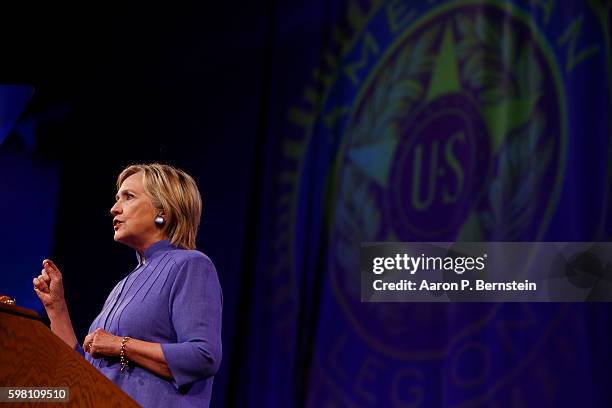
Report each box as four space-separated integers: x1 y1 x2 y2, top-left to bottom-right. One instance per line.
33 259 66 316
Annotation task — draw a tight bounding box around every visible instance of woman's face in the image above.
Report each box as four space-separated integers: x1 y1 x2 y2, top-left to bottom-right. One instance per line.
110 172 164 251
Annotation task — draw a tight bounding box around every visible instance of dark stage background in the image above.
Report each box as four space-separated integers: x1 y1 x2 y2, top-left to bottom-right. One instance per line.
1 1 611 407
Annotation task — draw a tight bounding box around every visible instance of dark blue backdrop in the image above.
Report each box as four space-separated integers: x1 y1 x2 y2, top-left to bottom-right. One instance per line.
0 1 610 406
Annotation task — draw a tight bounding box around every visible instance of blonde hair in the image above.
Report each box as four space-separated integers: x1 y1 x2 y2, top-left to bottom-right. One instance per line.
117 163 202 249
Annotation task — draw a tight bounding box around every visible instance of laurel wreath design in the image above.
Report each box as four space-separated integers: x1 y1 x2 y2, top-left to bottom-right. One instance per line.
455 13 552 240
349 25 440 148
483 114 554 239
456 13 543 106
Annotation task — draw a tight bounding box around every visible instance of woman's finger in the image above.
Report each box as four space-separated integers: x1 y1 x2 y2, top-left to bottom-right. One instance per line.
36 275 50 293
43 259 60 273
41 269 51 284
43 263 59 280
33 277 43 290
83 335 93 353
42 259 61 280
33 285 48 299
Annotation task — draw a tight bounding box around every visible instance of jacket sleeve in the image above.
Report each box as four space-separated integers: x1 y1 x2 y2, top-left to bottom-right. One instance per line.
74 343 86 358
160 255 223 389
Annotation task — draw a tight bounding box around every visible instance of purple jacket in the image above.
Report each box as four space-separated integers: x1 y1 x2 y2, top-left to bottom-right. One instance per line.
75 239 223 407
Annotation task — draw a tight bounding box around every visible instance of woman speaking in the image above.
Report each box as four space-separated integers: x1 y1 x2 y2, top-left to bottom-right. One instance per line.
33 163 222 407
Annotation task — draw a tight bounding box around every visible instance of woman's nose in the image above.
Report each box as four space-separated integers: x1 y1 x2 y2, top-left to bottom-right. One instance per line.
110 202 121 216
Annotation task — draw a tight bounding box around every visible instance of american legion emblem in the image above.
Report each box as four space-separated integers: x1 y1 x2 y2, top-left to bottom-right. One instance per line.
271 0 610 405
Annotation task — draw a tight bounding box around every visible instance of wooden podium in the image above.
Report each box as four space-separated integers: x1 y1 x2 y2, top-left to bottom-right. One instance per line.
0 302 139 407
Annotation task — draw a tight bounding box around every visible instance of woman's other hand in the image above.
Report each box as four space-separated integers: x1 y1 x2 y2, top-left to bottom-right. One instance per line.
84 328 122 358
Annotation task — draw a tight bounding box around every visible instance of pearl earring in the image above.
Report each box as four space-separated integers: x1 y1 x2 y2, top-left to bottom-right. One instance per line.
154 216 165 225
